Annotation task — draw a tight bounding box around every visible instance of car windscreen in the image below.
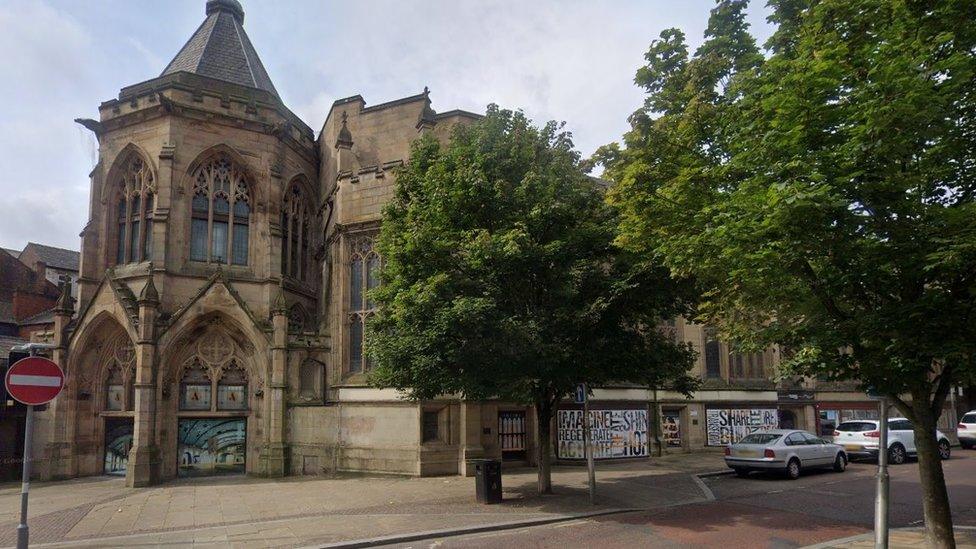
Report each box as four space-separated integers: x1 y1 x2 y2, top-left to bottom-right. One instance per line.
737 433 781 445
836 421 876 432
963 413 976 423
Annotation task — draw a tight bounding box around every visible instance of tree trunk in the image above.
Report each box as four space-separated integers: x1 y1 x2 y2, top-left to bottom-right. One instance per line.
906 390 955 548
535 397 554 495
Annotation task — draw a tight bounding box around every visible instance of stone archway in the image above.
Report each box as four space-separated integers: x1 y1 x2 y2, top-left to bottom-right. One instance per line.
66 312 137 478
157 313 265 479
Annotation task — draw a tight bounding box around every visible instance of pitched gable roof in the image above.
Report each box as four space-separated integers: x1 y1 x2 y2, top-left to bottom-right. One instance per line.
21 243 80 271
160 0 279 99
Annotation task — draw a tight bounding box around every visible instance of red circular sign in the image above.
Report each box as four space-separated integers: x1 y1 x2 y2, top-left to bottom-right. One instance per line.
4 357 65 406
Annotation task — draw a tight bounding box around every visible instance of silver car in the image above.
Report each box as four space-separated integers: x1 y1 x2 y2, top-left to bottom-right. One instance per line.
724 429 848 479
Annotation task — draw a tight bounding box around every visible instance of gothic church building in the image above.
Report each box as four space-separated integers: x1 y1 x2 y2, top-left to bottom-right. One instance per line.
35 0 881 487
42 0 500 487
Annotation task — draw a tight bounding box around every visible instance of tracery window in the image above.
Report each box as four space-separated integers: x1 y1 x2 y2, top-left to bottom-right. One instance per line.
105 365 126 411
348 235 380 373
729 349 766 380
190 156 251 266
288 304 308 333
217 361 248 411
115 156 155 264
180 360 212 411
102 340 135 411
177 329 254 412
704 328 721 379
281 184 312 280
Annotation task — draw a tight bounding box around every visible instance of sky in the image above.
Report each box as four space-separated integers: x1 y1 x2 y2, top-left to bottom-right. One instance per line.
0 0 774 252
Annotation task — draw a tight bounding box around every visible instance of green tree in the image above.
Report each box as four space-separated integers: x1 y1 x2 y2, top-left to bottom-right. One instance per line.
601 1 976 545
368 106 697 494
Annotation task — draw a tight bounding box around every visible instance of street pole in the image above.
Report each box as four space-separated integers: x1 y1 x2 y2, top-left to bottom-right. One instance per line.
17 345 40 549
17 405 33 549
875 398 889 549
583 383 596 505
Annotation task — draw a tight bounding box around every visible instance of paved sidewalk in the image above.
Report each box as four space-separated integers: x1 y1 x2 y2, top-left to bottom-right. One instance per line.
805 526 976 548
0 451 724 548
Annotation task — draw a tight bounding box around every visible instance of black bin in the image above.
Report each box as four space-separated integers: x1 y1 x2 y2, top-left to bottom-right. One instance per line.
473 459 503 504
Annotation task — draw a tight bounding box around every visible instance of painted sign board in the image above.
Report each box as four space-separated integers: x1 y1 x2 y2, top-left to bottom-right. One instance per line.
705 408 778 446
557 409 648 459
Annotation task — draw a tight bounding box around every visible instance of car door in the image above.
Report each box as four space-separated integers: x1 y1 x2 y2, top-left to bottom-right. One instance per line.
891 420 914 453
785 432 810 462
802 432 830 464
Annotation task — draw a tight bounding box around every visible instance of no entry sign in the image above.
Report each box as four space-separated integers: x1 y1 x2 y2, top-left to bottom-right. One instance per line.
4 356 64 406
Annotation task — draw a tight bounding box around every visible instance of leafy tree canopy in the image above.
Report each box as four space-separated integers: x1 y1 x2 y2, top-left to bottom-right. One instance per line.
370 106 697 405
599 0 976 543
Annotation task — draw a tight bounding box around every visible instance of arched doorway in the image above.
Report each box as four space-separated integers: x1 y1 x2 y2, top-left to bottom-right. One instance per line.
778 409 797 430
160 315 262 478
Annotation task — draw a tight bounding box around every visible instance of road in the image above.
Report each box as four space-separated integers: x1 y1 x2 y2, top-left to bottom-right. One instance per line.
387 451 976 548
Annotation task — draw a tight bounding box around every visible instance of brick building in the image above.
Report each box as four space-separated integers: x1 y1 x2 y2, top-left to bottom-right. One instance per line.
0 248 60 337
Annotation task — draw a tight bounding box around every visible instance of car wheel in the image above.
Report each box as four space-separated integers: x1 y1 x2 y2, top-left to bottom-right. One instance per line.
734 468 750 478
833 453 847 472
939 439 951 460
888 443 907 465
786 458 801 480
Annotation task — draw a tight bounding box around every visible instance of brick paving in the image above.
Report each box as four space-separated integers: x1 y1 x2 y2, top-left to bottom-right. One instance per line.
0 452 723 548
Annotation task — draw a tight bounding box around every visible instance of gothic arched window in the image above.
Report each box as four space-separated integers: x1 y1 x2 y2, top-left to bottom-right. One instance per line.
348 235 380 373
217 361 248 411
115 156 155 265
190 156 251 266
180 360 212 410
105 365 125 411
281 184 312 280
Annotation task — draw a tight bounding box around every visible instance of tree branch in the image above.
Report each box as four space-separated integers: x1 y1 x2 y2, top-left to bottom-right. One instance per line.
930 363 954 419
796 260 851 321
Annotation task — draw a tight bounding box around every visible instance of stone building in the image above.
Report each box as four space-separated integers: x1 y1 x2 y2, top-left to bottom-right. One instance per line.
34 0 892 487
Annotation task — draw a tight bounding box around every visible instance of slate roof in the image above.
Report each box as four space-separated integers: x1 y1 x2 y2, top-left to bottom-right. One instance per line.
18 309 54 326
22 243 80 271
2 248 20 259
160 0 279 99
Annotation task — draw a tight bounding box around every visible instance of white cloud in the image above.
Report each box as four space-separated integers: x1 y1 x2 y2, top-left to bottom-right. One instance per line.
0 0 774 251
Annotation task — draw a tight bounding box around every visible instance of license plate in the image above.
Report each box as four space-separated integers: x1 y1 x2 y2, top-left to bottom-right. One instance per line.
844 444 860 451
736 449 759 457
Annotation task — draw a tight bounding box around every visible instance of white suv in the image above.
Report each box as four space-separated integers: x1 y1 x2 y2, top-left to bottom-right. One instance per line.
959 411 976 450
833 418 951 464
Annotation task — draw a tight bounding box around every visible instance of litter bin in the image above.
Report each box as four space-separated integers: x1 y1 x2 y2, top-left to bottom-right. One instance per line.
473 459 502 504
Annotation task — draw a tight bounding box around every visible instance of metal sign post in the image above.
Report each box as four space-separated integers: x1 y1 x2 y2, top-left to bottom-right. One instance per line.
6 343 61 549
580 383 596 505
17 404 33 549
874 396 890 549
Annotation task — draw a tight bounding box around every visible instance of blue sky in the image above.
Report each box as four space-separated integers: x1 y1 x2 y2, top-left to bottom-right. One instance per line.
0 0 773 252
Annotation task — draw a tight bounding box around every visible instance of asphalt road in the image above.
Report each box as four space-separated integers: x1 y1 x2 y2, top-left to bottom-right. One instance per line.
388 450 976 548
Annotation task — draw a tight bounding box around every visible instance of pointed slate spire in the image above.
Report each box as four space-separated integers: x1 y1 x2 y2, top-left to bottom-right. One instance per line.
161 0 280 99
